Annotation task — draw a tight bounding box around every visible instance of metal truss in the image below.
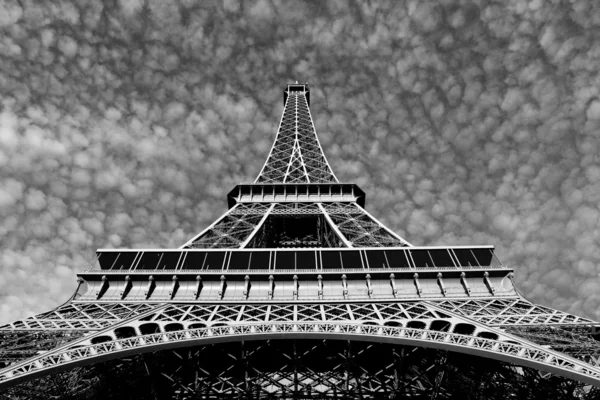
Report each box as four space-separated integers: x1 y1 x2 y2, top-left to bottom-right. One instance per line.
183 202 410 249
126 301 448 325
272 203 321 215
130 341 594 398
0 303 158 331
1 299 600 388
322 203 411 247
505 326 600 368
2 320 600 387
0 331 86 367
434 299 596 326
182 204 272 249
0 303 164 367
255 87 337 184
7 341 596 400
12 300 589 332
433 299 600 368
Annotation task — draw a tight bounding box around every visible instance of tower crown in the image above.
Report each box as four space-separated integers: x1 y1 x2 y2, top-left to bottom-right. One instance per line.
284 82 309 106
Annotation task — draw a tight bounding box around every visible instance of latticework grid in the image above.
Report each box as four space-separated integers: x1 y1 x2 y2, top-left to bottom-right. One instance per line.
255 90 337 183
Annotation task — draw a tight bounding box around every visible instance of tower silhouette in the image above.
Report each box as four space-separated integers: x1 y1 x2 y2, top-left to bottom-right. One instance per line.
1 83 599 398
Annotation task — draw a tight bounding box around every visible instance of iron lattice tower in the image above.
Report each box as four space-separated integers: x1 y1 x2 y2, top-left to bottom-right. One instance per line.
1 83 599 398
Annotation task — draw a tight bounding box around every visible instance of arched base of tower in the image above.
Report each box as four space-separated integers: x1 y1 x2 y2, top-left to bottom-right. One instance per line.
1 340 598 400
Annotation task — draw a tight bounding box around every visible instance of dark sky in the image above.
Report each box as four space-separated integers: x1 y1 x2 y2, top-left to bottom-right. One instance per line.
0 0 599 324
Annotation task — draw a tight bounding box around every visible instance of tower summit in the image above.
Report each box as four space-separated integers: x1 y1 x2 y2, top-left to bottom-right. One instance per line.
256 83 335 184
1 84 599 397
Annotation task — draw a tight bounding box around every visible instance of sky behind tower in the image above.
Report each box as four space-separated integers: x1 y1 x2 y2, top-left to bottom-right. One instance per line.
0 0 599 324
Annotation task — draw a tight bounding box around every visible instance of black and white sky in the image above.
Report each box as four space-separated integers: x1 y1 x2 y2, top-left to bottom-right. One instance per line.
0 0 599 324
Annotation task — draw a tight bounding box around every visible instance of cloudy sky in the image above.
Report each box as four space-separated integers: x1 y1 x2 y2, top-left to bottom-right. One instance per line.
0 0 599 324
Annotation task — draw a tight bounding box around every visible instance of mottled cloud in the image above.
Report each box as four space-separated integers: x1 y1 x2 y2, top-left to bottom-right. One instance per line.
1 0 599 324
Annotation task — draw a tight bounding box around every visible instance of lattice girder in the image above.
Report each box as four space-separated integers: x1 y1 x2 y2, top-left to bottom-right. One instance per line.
0 303 165 368
505 326 600 368
255 85 337 184
324 203 411 247
0 303 158 331
433 299 600 367
1 300 600 388
182 201 410 250
182 203 272 249
5 342 597 399
434 299 596 326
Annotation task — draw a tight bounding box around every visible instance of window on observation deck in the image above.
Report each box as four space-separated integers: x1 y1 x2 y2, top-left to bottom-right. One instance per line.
320 250 363 269
98 251 138 270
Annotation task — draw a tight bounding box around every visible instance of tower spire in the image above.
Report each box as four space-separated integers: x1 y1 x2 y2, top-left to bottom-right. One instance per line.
255 83 338 183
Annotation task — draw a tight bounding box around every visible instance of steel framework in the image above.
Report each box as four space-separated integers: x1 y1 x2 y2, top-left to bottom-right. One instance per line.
1 83 599 397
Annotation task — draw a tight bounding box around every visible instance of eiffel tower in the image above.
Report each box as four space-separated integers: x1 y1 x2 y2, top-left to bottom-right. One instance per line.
1 83 599 398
